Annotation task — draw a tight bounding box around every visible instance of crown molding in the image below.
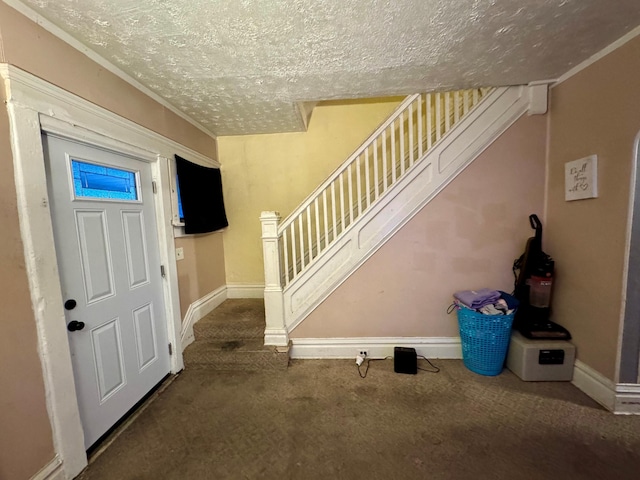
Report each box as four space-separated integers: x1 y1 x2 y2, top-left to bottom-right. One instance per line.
0 64 219 167
554 24 640 87
2 0 217 139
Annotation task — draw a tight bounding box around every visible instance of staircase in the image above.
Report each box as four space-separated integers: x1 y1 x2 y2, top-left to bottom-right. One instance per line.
261 84 549 346
183 299 289 371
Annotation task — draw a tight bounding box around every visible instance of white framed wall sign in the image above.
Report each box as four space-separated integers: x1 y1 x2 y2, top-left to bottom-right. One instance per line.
565 155 598 201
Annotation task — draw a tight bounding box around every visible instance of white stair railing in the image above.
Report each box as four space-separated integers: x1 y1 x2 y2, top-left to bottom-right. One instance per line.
261 87 492 345
281 88 490 285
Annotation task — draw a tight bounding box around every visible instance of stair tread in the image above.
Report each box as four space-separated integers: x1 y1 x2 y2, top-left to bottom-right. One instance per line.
194 299 265 340
185 299 287 371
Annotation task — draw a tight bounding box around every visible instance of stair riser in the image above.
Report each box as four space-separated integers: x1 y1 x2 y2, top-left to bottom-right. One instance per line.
185 353 289 371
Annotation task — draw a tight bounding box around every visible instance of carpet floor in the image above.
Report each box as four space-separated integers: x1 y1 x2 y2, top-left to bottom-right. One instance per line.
78 359 640 480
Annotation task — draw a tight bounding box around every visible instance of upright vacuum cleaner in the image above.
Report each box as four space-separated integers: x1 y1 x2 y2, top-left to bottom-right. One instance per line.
513 214 571 340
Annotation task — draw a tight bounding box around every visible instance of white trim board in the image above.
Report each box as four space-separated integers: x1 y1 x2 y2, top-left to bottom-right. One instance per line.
571 360 640 415
290 337 462 359
554 24 640 87
180 285 227 350
2 0 217 139
0 63 217 479
572 360 616 411
614 384 640 415
227 284 265 299
30 456 63 480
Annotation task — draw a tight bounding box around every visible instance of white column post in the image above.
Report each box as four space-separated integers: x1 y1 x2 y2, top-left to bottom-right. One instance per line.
260 211 289 347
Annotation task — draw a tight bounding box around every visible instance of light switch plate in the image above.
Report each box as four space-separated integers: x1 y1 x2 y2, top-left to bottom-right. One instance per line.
175 247 184 261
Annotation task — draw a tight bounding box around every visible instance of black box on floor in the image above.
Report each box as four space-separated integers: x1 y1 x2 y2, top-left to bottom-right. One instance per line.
394 347 417 374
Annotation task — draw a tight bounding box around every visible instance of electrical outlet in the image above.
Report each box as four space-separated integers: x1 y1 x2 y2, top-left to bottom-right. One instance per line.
175 247 184 261
355 350 368 366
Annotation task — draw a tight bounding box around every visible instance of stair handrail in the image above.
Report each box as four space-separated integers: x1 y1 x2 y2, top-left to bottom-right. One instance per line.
277 94 420 234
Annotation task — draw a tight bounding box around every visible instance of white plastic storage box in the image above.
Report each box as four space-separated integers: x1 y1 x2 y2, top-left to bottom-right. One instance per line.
506 331 575 381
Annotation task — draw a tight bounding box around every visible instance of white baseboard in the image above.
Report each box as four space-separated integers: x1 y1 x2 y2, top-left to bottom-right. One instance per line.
264 328 289 347
180 285 227 350
571 360 640 415
290 337 462 359
227 284 264 299
30 456 63 480
572 360 616 411
614 384 640 414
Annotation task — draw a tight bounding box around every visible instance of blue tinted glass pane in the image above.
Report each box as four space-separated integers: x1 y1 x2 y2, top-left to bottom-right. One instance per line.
176 174 184 220
72 159 138 201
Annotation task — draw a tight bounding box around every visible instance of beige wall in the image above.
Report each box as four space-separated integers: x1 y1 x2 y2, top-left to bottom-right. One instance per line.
176 233 227 319
545 35 640 381
0 3 222 477
293 114 547 338
218 98 403 285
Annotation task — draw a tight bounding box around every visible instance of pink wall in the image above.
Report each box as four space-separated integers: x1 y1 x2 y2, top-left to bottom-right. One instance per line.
545 35 640 381
293 114 547 338
0 85 55 480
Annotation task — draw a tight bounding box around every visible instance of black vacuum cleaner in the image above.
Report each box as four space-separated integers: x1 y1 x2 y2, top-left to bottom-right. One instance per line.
513 214 571 340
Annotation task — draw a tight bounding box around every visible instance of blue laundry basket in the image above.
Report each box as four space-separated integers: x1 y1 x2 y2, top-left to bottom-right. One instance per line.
456 305 515 376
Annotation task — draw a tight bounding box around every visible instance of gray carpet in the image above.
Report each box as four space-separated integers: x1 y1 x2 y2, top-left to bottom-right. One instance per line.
78 358 640 480
182 300 289 371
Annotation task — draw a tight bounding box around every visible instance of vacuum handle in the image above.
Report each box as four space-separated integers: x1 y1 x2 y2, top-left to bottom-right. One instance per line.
529 214 542 242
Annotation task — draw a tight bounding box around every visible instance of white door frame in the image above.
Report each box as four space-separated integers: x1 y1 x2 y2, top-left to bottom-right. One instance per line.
1 64 218 479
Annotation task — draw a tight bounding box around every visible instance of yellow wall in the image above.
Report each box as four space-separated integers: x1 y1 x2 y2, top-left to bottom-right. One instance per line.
0 3 222 477
545 35 640 381
218 98 403 285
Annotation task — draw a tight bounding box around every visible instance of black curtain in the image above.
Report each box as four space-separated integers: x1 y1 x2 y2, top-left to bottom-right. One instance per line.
175 155 228 234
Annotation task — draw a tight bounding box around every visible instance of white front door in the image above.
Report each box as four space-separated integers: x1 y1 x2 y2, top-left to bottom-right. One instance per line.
44 134 171 449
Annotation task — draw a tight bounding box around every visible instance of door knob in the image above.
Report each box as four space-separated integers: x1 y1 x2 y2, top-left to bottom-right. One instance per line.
64 299 77 310
67 321 85 332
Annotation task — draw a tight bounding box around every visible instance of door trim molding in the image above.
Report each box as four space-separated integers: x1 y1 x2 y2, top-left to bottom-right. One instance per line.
1 64 217 479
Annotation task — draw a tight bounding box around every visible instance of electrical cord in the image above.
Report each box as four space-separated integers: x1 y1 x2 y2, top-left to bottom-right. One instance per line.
417 355 440 373
357 356 391 378
356 356 441 377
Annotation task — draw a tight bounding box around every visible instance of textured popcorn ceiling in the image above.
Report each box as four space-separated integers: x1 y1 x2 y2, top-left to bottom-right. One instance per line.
18 0 640 135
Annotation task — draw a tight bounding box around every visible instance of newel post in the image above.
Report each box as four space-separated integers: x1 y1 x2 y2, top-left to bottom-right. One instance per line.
260 211 289 347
